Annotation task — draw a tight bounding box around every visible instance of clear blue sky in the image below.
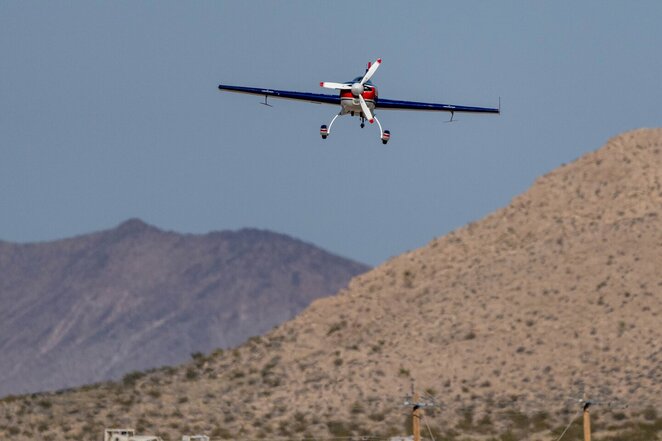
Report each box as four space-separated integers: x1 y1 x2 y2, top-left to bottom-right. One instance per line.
2 2 661 265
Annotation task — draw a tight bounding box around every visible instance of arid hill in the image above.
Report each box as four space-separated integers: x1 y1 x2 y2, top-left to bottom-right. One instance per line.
1 129 661 441
0 220 369 397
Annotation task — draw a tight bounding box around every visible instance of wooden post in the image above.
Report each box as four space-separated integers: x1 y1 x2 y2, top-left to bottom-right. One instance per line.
583 403 591 441
412 392 421 441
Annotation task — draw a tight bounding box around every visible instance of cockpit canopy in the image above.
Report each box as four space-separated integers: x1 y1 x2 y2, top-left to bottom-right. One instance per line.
349 76 374 86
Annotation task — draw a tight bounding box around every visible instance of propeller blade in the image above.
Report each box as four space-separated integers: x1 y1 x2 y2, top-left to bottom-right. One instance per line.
360 58 381 84
358 95 374 123
320 82 351 90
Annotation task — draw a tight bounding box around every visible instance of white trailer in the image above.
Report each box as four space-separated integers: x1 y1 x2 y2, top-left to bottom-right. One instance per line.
104 428 163 441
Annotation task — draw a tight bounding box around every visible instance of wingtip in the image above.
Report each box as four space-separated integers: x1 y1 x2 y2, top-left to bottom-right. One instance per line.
377 58 382 63
320 82 324 87
369 119 374 124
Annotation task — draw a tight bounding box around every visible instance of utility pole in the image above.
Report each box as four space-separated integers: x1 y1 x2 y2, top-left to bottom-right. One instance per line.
568 387 626 441
582 401 592 441
403 383 437 441
412 391 421 441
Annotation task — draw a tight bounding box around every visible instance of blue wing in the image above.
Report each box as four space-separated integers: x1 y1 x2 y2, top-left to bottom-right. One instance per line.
218 84 499 114
376 97 499 114
218 84 340 106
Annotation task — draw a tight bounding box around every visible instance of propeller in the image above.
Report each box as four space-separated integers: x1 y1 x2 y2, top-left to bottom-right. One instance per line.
358 95 374 123
319 82 351 90
320 59 381 124
361 58 381 84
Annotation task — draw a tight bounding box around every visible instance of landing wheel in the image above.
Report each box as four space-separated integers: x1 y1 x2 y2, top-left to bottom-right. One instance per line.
360 122 365 129
381 130 390 145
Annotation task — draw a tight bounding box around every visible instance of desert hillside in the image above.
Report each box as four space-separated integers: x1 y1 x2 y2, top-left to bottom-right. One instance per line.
0 220 369 396
1 129 661 440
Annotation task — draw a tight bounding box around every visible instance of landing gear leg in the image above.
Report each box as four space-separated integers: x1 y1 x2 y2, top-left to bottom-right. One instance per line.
360 116 365 129
373 116 390 145
320 113 341 139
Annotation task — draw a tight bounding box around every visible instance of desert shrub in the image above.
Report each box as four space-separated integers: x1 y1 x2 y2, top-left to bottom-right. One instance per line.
185 368 198 380
261 356 280 375
327 420 351 437
210 348 224 358
267 377 282 387
642 405 657 421
230 369 245 379
277 421 291 436
506 410 530 430
327 321 347 335
292 412 307 433
612 411 627 421
456 407 474 431
531 411 550 431
476 413 493 431
350 402 364 414
37 399 52 409
147 389 161 399
162 367 177 377
618 321 627 336
403 270 414 288
498 431 517 441
369 412 385 422
122 371 145 386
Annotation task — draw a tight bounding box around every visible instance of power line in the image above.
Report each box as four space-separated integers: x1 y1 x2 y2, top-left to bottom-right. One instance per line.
553 407 581 441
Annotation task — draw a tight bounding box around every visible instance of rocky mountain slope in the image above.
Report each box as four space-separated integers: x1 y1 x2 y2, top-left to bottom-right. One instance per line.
0 221 369 397
1 129 661 440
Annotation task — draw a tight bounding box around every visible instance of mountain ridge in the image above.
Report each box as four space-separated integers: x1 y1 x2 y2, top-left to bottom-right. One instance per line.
0 220 369 397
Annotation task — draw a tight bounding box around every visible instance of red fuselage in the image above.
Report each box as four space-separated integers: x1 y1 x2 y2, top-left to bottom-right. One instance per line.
340 86 377 102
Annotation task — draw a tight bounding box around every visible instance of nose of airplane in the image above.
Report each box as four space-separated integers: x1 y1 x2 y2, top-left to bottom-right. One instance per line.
351 82 364 97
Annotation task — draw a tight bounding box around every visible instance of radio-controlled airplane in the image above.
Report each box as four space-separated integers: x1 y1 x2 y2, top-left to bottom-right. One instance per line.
218 59 499 144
